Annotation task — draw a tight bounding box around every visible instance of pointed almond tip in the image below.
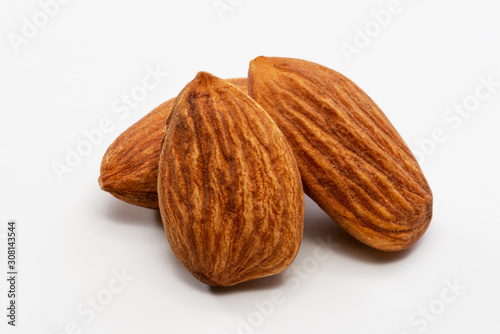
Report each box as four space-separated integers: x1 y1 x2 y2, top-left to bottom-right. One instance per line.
250 56 268 68
98 178 106 191
98 166 119 192
194 71 218 84
252 55 267 62
191 72 227 92
249 56 282 77
98 174 109 191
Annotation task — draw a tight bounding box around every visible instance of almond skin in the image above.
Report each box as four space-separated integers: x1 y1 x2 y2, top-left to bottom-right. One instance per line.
248 56 432 251
98 78 248 209
158 72 304 287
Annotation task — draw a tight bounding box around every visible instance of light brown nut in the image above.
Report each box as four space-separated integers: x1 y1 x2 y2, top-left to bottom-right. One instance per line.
98 78 248 209
248 56 432 251
158 72 304 287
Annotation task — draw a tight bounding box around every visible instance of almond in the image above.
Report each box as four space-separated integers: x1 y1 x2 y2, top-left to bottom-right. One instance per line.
248 56 432 251
98 78 248 209
158 72 304 286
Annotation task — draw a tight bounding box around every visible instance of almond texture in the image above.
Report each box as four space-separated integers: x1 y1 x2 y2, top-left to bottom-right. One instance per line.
158 72 304 286
248 56 433 251
99 78 248 209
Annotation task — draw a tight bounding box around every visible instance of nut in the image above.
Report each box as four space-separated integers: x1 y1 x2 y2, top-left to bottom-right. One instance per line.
98 78 248 209
248 56 433 251
158 72 304 286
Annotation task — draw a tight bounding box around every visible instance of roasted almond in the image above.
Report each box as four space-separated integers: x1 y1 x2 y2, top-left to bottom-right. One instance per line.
98 78 248 209
158 72 304 286
248 56 432 251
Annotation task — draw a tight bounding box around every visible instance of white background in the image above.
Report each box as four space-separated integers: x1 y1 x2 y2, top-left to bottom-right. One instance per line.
1 0 499 333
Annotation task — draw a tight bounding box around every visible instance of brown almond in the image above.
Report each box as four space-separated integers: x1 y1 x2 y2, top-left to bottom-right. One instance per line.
248 56 432 251
98 78 248 209
158 72 304 287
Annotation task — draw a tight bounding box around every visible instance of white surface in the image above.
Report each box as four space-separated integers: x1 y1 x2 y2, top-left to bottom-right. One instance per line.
1 0 499 333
